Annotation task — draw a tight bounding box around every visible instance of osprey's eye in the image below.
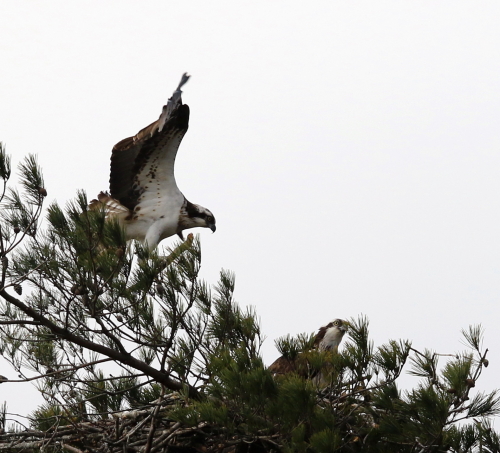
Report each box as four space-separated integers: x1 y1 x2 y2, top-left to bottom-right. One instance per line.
207 216 214 223
333 320 341 327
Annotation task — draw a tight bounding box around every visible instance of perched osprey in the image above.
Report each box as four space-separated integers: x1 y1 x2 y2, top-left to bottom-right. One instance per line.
90 73 216 250
268 319 348 376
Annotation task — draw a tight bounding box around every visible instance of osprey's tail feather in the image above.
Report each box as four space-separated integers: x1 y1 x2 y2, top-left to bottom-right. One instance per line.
89 191 130 219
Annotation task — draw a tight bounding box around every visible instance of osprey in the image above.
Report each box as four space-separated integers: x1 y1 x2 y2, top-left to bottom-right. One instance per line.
268 319 348 376
90 73 216 250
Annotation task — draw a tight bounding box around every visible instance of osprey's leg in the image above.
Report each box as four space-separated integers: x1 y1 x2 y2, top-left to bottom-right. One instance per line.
144 225 162 252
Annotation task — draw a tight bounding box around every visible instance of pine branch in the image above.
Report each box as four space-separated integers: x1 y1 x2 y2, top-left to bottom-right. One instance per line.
0 289 200 400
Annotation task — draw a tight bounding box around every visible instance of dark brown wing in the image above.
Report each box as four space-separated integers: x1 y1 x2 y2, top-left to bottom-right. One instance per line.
109 105 189 211
108 73 191 211
269 354 321 379
268 356 297 375
313 325 329 349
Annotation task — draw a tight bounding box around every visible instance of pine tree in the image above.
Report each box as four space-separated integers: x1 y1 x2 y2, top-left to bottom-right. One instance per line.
0 144 498 452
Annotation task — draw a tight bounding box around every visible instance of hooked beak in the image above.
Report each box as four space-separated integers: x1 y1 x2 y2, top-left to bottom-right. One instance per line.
209 224 216 233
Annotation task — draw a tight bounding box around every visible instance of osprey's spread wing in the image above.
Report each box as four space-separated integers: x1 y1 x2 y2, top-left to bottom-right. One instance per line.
91 74 216 250
109 73 190 212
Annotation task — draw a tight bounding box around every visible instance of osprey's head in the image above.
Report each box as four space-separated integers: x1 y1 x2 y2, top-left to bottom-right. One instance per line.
315 319 349 352
178 200 216 239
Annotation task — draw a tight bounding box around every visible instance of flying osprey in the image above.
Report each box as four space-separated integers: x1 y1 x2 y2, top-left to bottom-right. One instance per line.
90 73 216 250
268 319 348 376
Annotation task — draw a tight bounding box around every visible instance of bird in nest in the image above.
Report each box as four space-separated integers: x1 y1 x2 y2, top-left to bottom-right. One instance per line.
268 319 349 379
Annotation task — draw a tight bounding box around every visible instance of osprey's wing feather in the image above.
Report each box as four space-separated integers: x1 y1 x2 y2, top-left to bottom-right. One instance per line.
109 73 191 212
268 356 298 375
313 325 328 349
89 191 130 216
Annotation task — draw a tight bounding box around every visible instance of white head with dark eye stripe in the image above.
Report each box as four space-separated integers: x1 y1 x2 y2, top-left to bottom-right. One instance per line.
177 200 216 239
314 319 349 351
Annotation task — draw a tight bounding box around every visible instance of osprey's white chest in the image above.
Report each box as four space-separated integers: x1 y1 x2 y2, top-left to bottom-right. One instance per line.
124 190 184 246
319 327 344 351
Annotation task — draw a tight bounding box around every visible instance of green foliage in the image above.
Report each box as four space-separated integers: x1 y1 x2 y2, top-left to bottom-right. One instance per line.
276 333 316 361
0 148 498 452
30 402 83 432
0 149 251 416
170 317 500 452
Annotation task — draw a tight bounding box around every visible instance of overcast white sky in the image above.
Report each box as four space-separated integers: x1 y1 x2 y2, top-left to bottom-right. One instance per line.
1 1 500 425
